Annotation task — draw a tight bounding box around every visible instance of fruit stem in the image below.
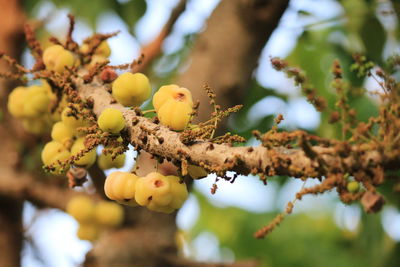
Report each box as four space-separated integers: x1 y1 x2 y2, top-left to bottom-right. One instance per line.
142 109 156 115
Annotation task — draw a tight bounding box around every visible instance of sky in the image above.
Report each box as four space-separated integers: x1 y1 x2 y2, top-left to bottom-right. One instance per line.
20 0 400 266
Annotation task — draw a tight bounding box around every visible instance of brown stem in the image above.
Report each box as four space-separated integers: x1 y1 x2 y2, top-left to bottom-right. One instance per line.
134 0 187 73
88 164 107 199
78 78 388 180
0 169 87 211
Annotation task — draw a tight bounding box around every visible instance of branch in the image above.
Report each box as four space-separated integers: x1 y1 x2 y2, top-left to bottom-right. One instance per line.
78 78 389 180
88 164 107 199
0 168 84 211
134 0 187 73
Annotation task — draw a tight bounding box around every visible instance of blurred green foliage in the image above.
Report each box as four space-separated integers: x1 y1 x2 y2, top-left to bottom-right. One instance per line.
188 192 397 267
24 0 146 33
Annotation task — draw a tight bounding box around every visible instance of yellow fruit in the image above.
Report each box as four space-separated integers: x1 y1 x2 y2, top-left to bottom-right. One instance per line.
104 171 138 206
71 137 97 167
94 201 124 227
23 85 50 118
98 153 126 170
22 118 50 135
135 172 172 207
66 195 95 223
80 41 111 58
61 107 88 131
112 72 151 107
153 84 193 112
51 96 68 122
147 201 175 214
43 45 75 73
167 176 189 209
51 121 74 144
187 165 208 179
347 181 360 193
77 223 100 242
41 79 56 101
96 41 111 57
97 108 125 133
87 55 108 69
7 87 27 118
41 141 70 173
157 99 192 131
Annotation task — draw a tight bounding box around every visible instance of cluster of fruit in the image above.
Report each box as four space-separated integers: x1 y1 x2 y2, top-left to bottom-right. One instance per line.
42 107 128 173
96 108 127 170
66 195 124 242
104 171 188 213
7 81 55 134
41 105 96 173
153 85 194 131
42 41 111 73
7 38 200 215
111 73 194 131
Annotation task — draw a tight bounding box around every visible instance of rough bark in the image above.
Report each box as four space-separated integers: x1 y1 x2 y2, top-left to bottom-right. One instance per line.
0 0 26 266
79 78 387 180
177 0 289 125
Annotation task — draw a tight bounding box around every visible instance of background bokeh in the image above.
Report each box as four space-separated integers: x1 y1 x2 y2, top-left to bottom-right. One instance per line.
19 0 400 266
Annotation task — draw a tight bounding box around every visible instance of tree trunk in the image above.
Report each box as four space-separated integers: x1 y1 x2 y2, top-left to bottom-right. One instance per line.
177 0 289 128
0 0 26 266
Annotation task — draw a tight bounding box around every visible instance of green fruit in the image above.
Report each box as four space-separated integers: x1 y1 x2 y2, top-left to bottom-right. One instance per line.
112 72 151 107
97 108 125 133
71 137 97 167
66 195 95 223
98 153 126 170
347 181 360 193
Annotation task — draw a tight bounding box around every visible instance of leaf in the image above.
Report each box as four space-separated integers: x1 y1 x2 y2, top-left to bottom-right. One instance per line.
52 0 114 28
190 191 391 267
359 14 386 64
114 0 147 33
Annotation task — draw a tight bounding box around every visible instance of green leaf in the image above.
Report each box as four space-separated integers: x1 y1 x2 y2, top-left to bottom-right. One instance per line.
52 0 114 28
114 0 147 33
190 191 393 267
359 14 386 64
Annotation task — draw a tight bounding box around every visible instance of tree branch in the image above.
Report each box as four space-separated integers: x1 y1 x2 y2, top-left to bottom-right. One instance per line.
0 168 82 211
135 0 187 73
78 78 389 180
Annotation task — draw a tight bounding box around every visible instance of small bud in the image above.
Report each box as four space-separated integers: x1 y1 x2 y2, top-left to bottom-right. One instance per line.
100 67 118 83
